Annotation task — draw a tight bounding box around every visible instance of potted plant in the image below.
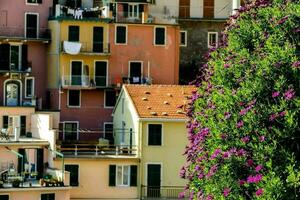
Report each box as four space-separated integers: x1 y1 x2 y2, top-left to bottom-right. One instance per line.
12 178 21 188
0 180 4 188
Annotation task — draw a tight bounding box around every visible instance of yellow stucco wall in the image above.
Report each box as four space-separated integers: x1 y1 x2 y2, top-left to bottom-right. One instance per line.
140 121 188 187
0 188 70 200
54 158 139 199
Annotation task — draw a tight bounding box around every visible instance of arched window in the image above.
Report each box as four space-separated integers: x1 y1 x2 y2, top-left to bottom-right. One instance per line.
5 80 21 106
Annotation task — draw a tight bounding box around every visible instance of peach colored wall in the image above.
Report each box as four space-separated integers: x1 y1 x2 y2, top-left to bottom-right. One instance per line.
0 107 35 132
54 158 139 199
0 188 70 200
60 90 113 130
109 23 180 84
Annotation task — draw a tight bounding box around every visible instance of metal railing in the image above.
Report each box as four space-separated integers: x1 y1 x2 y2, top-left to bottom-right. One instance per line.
61 75 113 88
0 27 51 40
62 41 110 54
0 62 32 73
56 144 137 157
141 186 186 199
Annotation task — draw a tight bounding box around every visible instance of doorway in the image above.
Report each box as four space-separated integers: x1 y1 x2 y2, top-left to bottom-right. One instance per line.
147 164 161 197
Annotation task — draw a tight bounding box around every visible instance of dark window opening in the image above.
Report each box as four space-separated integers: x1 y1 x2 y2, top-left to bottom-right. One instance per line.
95 61 107 87
64 122 78 141
68 26 79 42
68 90 80 107
65 165 79 186
105 90 117 107
0 195 9 200
155 27 165 45
26 14 38 38
148 124 162 146
116 26 126 44
180 31 187 46
93 27 104 53
41 193 55 200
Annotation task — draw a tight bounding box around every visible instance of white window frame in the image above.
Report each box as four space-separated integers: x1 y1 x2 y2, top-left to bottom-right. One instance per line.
94 60 108 87
24 12 39 38
128 3 139 19
115 25 128 45
147 123 163 146
154 26 166 46
180 30 187 47
104 90 117 108
207 32 218 48
116 165 130 187
63 121 79 141
128 60 143 78
9 43 22 71
25 77 35 98
3 79 22 106
67 90 81 108
26 0 39 5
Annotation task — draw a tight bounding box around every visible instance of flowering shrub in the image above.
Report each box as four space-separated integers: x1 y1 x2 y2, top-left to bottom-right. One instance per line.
182 0 300 199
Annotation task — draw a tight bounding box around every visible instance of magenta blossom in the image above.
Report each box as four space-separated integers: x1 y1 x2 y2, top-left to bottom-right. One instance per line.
241 136 250 143
284 88 295 100
292 61 300 68
178 192 185 199
277 15 289 25
223 188 231 197
256 188 264 196
255 165 263 172
272 91 280 98
247 174 263 183
210 148 222 159
259 136 265 142
224 63 230 68
224 112 231 120
247 159 254 166
269 113 278 121
279 111 286 117
236 120 244 128
238 179 246 186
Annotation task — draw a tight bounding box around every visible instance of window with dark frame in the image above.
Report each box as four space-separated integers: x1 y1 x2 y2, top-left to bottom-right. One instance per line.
65 165 79 186
68 26 80 42
41 193 55 200
25 77 34 98
116 26 127 44
0 195 9 200
148 124 162 146
68 90 80 107
109 165 137 187
155 27 166 45
27 0 42 4
180 31 187 46
105 90 117 107
208 32 218 48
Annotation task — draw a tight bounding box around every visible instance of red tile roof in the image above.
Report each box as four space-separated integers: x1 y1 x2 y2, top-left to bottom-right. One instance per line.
124 84 196 119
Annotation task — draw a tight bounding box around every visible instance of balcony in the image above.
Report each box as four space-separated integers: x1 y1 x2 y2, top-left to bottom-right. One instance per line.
122 76 152 85
62 41 110 56
141 186 186 199
0 27 51 42
0 62 32 74
61 75 120 89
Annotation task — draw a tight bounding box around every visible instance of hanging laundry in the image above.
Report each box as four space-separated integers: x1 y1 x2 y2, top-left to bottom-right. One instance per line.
63 41 82 55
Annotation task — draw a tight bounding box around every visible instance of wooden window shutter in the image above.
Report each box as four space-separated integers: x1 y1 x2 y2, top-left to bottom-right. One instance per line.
20 116 26 136
109 165 116 186
130 165 137 186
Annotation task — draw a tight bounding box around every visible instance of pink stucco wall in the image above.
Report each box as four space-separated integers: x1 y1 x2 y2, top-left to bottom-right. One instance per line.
0 0 52 32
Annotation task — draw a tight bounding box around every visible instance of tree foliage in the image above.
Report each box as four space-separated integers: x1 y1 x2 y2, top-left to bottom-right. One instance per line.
181 0 300 199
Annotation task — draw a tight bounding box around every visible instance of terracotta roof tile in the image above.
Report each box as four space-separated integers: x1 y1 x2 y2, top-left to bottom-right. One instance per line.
124 84 197 119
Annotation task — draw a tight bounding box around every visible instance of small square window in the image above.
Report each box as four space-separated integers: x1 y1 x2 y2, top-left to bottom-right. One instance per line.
116 26 127 44
68 90 80 107
116 165 130 186
105 90 117 108
208 32 218 48
180 31 187 47
148 124 162 146
27 0 42 4
154 27 166 45
41 193 55 200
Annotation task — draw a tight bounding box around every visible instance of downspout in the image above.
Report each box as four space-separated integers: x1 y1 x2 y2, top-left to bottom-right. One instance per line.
58 22 61 110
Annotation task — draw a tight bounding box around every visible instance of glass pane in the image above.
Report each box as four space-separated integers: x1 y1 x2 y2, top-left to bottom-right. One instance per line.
116 166 122 186
123 166 129 185
10 46 19 70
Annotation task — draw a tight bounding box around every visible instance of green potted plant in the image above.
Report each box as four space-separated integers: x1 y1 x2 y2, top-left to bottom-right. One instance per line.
12 178 21 188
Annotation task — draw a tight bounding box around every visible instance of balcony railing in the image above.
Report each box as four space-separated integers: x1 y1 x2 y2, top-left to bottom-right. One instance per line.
0 62 32 74
116 12 143 23
0 27 51 41
141 186 186 199
62 41 110 55
56 144 137 157
61 75 117 89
